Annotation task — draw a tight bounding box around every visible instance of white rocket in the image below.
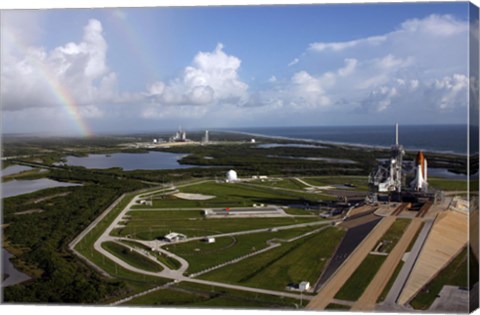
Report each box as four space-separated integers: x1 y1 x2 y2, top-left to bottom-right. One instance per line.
412 151 428 192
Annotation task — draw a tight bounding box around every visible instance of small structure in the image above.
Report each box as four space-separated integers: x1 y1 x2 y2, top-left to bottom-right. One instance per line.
251 138 256 143
204 237 216 243
226 170 238 182
299 281 310 291
153 139 158 144
202 130 209 144
164 232 187 242
138 199 152 206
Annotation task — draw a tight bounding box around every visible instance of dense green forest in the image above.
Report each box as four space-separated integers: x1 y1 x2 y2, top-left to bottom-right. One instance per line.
2 167 147 303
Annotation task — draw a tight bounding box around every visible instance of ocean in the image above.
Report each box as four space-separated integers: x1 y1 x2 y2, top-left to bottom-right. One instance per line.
228 125 473 155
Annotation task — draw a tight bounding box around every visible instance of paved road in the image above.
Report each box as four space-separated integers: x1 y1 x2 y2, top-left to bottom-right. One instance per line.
382 219 434 306
351 218 423 311
306 216 396 310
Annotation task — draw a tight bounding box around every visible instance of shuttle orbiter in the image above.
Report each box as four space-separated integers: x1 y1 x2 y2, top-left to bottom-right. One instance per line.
411 151 428 192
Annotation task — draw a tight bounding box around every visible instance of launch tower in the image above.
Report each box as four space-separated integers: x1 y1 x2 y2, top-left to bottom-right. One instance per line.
369 123 405 193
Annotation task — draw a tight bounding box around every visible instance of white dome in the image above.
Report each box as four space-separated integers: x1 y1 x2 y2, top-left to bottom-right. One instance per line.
226 170 238 181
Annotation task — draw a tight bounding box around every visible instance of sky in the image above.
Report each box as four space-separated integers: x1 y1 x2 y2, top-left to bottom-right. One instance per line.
1 2 478 136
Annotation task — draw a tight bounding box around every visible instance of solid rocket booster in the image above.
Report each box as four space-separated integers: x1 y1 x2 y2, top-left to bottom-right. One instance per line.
413 151 428 191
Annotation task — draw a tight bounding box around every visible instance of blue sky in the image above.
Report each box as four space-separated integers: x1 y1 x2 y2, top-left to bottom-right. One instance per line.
1 2 476 135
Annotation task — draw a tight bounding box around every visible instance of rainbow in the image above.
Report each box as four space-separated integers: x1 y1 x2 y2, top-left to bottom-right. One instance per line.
36 61 94 137
3 27 94 137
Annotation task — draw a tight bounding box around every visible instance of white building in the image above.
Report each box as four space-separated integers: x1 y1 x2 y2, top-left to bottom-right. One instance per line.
164 232 187 242
226 170 238 182
299 281 310 291
204 237 216 243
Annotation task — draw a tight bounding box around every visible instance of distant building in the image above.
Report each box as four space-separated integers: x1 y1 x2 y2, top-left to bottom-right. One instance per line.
226 170 238 182
153 139 158 144
164 232 187 242
251 139 256 143
202 130 209 143
170 127 188 142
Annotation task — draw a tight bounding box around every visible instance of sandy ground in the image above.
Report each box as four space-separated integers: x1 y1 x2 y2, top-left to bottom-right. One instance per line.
173 192 216 200
306 216 396 310
351 218 423 311
398 210 468 305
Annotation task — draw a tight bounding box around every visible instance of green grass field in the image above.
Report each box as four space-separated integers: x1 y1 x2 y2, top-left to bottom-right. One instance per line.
120 240 182 270
113 210 322 240
124 282 301 308
428 177 469 191
301 176 369 191
335 254 387 301
248 178 309 190
102 241 163 272
133 181 326 209
325 303 351 310
376 219 411 253
200 226 346 291
168 227 321 274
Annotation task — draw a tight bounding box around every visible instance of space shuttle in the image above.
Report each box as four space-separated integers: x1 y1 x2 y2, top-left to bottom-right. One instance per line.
411 151 428 192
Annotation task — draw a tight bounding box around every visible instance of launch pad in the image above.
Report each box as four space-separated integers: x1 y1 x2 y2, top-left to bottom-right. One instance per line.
368 124 437 205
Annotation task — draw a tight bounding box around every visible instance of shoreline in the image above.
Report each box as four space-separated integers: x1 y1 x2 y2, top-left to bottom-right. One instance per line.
218 129 467 157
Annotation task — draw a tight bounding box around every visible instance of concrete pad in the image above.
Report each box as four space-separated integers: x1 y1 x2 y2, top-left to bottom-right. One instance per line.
173 193 215 200
429 285 469 313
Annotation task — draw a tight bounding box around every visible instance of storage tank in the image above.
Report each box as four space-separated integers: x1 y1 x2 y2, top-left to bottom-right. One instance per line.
226 170 238 182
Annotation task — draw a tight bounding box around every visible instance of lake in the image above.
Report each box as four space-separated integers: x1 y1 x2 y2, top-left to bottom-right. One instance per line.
2 165 33 177
2 178 81 198
63 151 197 171
2 248 31 287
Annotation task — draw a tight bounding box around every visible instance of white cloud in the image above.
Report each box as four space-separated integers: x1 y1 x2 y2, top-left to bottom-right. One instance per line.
268 75 277 83
285 14 469 117
360 75 468 113
146 43 248 107
288 58 299 67
309 35 386 52
2 18 126 114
